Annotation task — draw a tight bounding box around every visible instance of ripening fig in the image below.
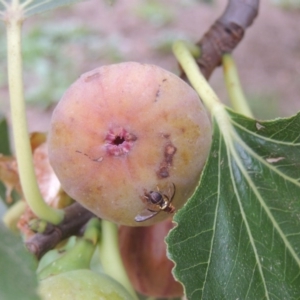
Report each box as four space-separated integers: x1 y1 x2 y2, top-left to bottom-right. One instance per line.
119 219 183 298
38 270 132 300
48 62 212 226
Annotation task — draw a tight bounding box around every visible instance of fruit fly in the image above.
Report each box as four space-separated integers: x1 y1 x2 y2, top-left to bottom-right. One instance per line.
135 182 176 222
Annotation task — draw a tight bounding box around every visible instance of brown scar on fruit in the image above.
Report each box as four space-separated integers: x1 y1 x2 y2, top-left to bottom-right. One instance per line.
84 72 100 82
75 150 103 162
162 133 170 139
155 87 161 101
157 142 177 178
155 79 168 102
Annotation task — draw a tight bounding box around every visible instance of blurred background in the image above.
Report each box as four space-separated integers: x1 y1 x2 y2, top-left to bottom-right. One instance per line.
0 0 300 133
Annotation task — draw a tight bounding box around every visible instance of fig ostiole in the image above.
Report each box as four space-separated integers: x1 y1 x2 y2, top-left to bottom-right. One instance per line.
48 62 212 226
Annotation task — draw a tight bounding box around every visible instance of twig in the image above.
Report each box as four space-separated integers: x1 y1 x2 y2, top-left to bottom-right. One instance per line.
182 0 259 80
25 202 95 259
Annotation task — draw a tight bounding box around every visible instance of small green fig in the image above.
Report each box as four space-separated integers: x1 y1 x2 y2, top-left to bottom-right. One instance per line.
48 62 212 226
38 270 132 300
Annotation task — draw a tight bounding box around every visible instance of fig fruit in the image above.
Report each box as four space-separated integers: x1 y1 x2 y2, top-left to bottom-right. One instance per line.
119 219 183 298
48 62 212 226
38 269 132 300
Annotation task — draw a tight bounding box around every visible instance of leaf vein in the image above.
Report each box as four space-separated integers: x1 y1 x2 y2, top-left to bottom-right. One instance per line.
245 263 258 299
170 228 214 247
202 131 223 297
231 119 300 146
228 151 270 299
230 132 300 273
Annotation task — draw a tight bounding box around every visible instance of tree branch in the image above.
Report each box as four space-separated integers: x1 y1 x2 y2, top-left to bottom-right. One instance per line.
185 0 260 80
25 202 95 259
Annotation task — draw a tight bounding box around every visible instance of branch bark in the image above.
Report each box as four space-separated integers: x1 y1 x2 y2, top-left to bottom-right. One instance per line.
188 0 259 80
25 202 95 259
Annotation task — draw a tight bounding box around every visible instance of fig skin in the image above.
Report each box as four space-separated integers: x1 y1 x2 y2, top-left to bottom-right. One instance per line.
119 219 183 298
48 62 212 226
38 269 132 300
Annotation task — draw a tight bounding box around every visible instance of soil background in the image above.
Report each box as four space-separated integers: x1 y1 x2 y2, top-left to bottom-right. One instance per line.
1 0 300 133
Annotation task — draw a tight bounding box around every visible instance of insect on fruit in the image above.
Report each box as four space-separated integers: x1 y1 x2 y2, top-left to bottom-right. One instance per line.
135 183 176 222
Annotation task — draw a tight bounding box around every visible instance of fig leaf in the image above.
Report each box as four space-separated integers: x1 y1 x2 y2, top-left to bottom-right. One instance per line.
0 223 40 300
167 108 300 300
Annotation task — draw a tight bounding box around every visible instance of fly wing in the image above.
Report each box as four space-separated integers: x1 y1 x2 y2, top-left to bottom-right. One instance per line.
164 182 176 202
135 209 158 222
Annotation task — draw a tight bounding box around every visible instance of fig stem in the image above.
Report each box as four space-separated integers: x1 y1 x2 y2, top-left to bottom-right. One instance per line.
38 218 101 281
222 53 254 118
5 6 64 224
173 40 236 144
172 40 222 114
99 220 138 300
184 40 201 58
2 200 26 233
83 217 101 244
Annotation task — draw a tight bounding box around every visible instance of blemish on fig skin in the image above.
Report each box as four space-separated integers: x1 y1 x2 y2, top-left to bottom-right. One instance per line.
157 165 169 178
84 72 100 82
157 142 177 179
155 85 161 102
105 127 137 156
155 79 168 102
75 150 103 162
165 143 177 164
162 133 170 139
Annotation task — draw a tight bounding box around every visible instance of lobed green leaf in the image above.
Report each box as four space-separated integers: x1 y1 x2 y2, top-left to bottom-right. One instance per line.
167 108 300 300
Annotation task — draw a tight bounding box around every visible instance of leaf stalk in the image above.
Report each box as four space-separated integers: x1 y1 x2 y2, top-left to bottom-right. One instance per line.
99 220 138 300
5 8 64 224
172 40 222 115
222 53 253 118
